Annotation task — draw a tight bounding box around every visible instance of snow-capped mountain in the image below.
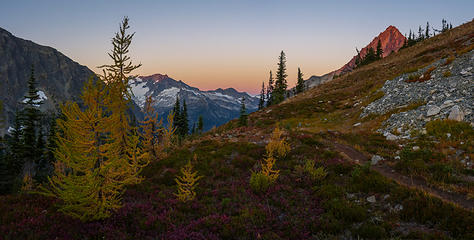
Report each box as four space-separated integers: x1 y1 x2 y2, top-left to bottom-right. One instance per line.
130 74 259 131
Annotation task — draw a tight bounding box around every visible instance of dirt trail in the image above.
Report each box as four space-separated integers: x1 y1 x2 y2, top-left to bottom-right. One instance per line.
331 142 474 211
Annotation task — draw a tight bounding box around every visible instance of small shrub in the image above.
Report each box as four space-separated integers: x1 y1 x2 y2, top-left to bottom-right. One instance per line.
351 165 391 193
323 198 367 224
442 70 451 77
367 90 384 103
429 163 457 183
317 184 344 200
21 173 34 192
456 44 474 56
406 74 421 82
303 159 327 182
396 148 431 175
443 55 455 66
404 66 419 74
419 66 436 82
406 66 436 83
353 223 387 239
249 171 272 193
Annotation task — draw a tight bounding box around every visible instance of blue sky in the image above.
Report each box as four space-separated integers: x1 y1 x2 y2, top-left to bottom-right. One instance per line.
1 0 472 93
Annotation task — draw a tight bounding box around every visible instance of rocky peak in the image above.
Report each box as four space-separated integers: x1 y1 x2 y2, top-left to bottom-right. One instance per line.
335 25 406 75
140 73 170 83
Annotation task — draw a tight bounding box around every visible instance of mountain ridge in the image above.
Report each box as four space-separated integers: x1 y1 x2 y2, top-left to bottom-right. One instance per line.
131 74 259 131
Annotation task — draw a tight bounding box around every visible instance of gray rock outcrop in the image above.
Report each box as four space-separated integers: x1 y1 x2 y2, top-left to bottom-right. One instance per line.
361 49 473 138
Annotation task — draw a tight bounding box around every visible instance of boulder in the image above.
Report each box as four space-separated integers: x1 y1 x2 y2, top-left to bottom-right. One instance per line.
440 100 454 109
426 105 441 116
367 195 376 203
371 155 383 165
385 133 399 141
448 105 464 121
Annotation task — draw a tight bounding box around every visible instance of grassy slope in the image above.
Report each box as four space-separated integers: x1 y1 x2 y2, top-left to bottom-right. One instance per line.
1 21 473 240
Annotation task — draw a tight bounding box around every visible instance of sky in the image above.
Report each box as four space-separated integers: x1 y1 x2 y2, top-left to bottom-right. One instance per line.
0 1 473 94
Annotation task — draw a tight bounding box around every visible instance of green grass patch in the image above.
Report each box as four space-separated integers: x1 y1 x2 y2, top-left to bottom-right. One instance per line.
426 119 474 141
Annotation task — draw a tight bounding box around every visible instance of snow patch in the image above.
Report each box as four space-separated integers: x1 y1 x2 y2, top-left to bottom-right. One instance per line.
158 87 180 98
21 90 47 107
183 88 201 96
130 78 150 108
204 92 237 103
37 91 47 101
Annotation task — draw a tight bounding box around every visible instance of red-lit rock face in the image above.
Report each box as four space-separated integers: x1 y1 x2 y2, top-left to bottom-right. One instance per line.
335 25 406 75
140 73 170 82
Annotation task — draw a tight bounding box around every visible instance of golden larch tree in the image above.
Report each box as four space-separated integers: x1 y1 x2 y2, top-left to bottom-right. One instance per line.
175 155 202 202
40 17 149 221
250 126 290 192
140 96 163 162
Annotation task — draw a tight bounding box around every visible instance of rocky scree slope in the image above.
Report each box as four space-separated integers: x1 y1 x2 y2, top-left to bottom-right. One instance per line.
361 49 473 139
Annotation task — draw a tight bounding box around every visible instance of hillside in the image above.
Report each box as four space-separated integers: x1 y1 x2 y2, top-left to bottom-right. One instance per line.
0 20 473 240
0 27 95 134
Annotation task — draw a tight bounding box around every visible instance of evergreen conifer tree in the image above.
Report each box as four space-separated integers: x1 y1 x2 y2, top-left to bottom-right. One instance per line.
376 39 383 59
197 115 204 134
180 99 189 136
425 22 430 38
418 25 423 41
273 51 288 105
173 96 181 134
8 111 24 178
0 148 11 194
266 71 274 107
295 67 305 94
361 47 376 65
22 66 43 179
238 97 247 126
258 81 265 110
355 48 362 67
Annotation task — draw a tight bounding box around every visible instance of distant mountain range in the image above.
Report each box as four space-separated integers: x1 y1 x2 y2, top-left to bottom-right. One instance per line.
130 74 258 131
0 26 257 134
304 25 406 88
